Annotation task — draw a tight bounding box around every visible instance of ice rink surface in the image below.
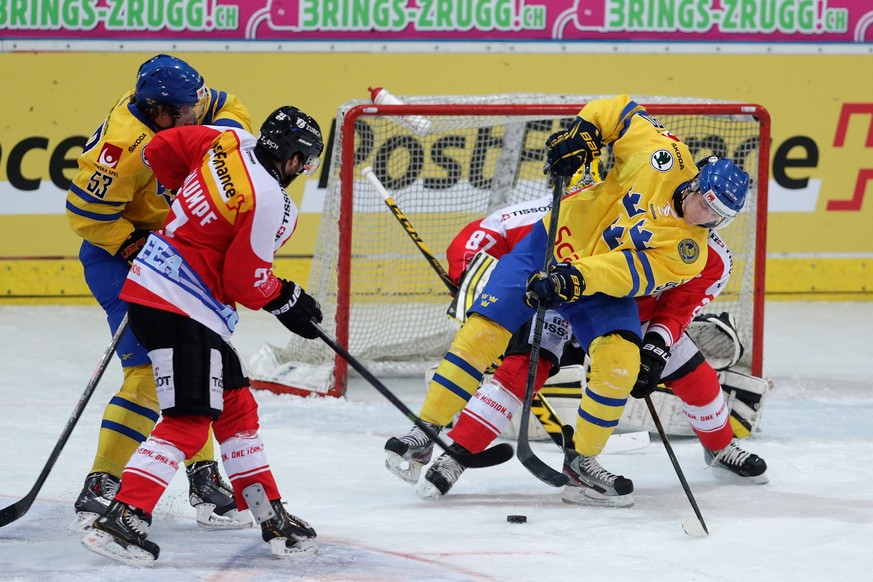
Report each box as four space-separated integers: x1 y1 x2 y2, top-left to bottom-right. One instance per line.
0 302 871 581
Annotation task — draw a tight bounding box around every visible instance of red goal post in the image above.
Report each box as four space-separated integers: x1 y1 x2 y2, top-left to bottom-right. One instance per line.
250 96 770 398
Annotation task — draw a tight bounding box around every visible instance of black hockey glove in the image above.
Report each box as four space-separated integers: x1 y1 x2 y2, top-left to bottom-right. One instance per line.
631 333 670 399
544 118 602 177
263 279 323 340
523 263 585 309
117 229 150 264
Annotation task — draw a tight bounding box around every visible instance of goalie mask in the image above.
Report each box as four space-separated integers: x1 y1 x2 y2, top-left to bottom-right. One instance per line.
686 157 750 229
256 106 324 188
134 54 208 124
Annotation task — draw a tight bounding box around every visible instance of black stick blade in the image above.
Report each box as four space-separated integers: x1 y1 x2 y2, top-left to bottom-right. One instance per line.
456 442 514 469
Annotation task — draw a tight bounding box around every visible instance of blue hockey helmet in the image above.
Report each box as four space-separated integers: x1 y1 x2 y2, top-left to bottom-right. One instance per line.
134 54 208 121
256 106 324 186
690 157 749 229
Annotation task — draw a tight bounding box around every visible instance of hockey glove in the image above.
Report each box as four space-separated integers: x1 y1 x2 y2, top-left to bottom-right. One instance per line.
117 229 151 264
263 279 323 340
544 118 602 177
523 263 585 308
631 333 670 399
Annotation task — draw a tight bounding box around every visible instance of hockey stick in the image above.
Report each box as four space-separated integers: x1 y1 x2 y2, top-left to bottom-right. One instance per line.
644 395 709 537
361 165 629 463
0 315 129 528
516 174 569 487
312 322 513 469
534 394 651 453
362 166 457 295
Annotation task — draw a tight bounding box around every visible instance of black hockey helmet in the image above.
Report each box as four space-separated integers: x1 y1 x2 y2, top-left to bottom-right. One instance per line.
256 106 324 187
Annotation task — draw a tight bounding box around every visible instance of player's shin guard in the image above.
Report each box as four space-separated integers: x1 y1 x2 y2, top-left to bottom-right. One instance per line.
682 392 733 451
114 437 187 515
90 364 159 477
448 353 552 453
220 433 281 507
668 360 733 451
419 314 512 426
574 334 638 457
448 379 522 454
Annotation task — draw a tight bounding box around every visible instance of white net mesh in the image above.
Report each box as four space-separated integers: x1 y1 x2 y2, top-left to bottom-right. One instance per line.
250 94 766 395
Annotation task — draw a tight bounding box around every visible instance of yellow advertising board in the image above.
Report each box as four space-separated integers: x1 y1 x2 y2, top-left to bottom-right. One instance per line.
1 51 871 301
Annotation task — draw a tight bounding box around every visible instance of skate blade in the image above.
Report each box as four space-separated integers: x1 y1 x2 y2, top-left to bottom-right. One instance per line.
71 511 98 532
81 529 156 566
710 466 769 485
194 504 254 529
415 480 443 501
269 536 318 558
561 485 635 508
384 453 423 484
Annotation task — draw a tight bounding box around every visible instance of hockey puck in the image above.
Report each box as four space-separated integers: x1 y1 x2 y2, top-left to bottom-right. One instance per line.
507 515 527 524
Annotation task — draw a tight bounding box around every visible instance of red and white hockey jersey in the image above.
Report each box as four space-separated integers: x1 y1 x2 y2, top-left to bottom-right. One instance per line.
446 199 732 347
446 195 552 285
120 125 297 339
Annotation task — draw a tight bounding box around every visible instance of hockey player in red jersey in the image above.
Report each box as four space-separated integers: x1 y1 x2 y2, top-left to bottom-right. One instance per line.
67 54 253 529
387 158 767 504
81 106 325 565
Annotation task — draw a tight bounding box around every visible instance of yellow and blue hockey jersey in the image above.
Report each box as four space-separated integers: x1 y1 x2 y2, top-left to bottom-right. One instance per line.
65 89 251 255
550 94 709 298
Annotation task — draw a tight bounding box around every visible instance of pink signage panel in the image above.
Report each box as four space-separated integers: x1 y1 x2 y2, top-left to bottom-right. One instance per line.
1 1 871 43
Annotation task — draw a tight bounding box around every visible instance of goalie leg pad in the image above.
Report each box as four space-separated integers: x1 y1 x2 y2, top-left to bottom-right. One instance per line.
447 252 498 324
720 369 770 439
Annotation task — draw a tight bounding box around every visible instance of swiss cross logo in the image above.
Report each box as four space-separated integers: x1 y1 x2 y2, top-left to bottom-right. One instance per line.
97 143 123 168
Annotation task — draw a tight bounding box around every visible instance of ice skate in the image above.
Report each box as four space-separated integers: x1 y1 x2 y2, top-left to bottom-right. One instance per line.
562 448 634 508
705 439 769 484
260 499 318 557
73 472 120 530
417 445 467 500
187 461 253 529
384 422 441 484
81 500 159 565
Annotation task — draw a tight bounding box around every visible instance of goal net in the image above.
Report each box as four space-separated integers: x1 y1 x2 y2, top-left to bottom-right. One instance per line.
249 93 770 398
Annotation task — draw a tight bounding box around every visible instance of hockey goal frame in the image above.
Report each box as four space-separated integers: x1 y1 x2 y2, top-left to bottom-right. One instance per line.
253 100 770 398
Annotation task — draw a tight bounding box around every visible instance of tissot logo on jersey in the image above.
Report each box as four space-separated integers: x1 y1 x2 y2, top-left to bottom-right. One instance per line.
501 205 550 221
97 143 123 169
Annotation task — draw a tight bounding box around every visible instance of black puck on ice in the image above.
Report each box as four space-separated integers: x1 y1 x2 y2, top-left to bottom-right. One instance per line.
507 514 527 524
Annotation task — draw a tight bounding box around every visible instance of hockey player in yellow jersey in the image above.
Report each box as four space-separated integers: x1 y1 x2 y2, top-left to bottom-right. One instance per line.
385 94 749 507
66 54 254 529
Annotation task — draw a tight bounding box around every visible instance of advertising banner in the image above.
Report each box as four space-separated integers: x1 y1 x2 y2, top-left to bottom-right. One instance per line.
0 0 871 43
0 50 871 299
